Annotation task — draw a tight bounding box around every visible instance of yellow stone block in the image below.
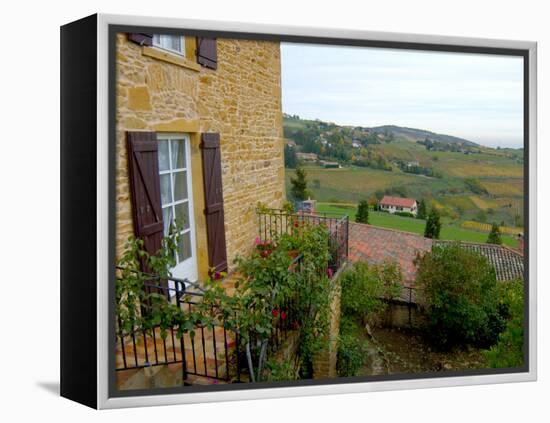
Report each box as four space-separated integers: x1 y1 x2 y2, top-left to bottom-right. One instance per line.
127 86 152 111
153 119 200 133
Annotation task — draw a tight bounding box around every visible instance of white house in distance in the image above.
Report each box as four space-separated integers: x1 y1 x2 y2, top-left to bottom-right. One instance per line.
379 195 418 216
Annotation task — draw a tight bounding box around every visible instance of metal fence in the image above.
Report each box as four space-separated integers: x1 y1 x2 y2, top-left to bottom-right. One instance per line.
115 256 304 385
257 209 349 273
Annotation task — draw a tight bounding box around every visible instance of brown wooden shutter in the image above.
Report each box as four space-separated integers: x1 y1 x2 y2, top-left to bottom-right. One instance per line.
196 37 217 69
127 132 164 271
201 133 228 272
128 33 153 46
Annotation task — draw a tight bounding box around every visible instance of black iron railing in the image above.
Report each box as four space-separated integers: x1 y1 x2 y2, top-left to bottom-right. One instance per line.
115 255 304 385
257 209 349 273
115 273 239 383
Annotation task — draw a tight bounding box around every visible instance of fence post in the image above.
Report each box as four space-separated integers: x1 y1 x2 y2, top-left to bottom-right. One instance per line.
175 280 189 384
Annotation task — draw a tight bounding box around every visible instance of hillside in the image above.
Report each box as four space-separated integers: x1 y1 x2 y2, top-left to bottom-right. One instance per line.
368 125 478 146
283 114 524 234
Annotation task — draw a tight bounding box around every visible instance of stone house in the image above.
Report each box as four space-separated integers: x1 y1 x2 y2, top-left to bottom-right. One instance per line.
116 32 285 283
115 32 347 389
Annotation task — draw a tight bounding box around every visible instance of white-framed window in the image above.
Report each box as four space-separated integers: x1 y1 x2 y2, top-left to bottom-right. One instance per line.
157 135 196 280
152 34 185 56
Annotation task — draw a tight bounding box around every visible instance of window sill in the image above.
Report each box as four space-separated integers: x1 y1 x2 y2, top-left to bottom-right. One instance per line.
142 46 201 72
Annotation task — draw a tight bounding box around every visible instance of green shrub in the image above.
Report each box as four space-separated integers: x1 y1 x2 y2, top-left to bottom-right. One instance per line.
424 208 441 239
415 243 505 349
341 261 402 321
483 279 524 368
487 222 503 245
417 199 427 220
264 359 299 381
337 317 368 377
356 200 370 224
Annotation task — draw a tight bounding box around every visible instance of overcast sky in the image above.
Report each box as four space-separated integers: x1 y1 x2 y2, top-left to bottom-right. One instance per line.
281 43 524 148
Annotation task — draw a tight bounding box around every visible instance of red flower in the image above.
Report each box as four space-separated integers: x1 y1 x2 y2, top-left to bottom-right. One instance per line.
271 309 279 317
294 221 299 228
326 268 334 278
214 271 222 280
281 311 287 320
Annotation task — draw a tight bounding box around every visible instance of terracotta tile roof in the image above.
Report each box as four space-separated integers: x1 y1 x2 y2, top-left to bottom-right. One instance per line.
380 195 417 208
348 223 525 303
433 240 524 282
348 223 432 286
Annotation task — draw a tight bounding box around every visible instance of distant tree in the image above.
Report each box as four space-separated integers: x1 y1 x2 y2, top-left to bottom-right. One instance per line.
487 223 503 245
417 199 427 220
356 200 370 224
424 208 441 239
385 185 408 197
284 144 298 168
368 196 379 211
476 210 488 223
290 165 310 202
374 190 385 201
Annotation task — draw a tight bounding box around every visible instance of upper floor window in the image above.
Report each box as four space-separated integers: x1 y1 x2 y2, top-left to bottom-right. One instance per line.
152 34 185 56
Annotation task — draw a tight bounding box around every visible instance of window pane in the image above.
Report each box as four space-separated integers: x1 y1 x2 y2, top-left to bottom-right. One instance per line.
160 174 172 205
170 36 182 52
153 34 161 46
158 141 170 171
171 139 186 169
174 202 190 230
173 171 188 202
177 231 192 262
162 207 173 237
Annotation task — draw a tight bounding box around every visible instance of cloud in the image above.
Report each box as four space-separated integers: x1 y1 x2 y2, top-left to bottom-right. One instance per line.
281 43 524 148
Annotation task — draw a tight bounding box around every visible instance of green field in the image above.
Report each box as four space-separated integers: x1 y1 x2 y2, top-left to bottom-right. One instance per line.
286 160 523 227
315 202 518 248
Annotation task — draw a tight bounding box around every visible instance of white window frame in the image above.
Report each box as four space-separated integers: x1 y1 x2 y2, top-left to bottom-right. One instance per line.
152 34 186 56
157 133 198 283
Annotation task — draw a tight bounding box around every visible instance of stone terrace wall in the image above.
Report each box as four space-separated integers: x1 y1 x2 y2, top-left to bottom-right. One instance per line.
115 34 285 275
313 272 342 379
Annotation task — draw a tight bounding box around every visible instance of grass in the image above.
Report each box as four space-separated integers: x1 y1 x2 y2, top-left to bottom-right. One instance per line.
316 202 518 248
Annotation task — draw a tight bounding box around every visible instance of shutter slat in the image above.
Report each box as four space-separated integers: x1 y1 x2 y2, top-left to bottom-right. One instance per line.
196 37 218 70
201 133 228 272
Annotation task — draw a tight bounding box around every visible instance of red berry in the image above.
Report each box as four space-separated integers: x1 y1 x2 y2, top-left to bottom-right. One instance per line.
272 309 279 317
281 311 287 320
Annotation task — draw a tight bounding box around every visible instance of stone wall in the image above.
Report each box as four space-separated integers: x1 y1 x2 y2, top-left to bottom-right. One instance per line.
115 34 285 278
312 272 343 379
